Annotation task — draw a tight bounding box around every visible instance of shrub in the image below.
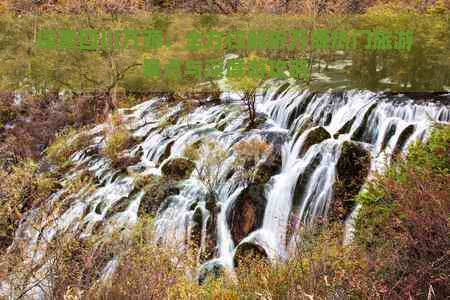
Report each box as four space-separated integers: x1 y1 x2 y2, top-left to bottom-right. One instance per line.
159 114 178 128
103 126 134 163
355 124 450 298
1 225 118 299
184 139 228 194
47 128 90 166
233 137 272 183
0 160 58 251
89 216 195 300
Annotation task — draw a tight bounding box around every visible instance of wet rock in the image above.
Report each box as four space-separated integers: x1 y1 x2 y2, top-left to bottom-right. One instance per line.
351 102 378 142
158 140 174 165
233 242 268 268
227 185 267 245
286 93 315 128
292 115 314 142
95 201 106 215
198 260 225 284
393 125 415 157
188 199 199 211
253 152 282 185
190 207 203 250
330 141 370 222
216 122 227 132
333 117 355 138
204 193 219 260
137 175 179 216
298 127 331 158
161 157 195 180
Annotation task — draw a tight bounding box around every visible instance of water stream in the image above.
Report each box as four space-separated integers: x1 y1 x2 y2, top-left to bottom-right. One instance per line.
2 82 449 298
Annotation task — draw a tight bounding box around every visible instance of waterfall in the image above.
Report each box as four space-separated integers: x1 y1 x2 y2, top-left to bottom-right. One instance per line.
2 83 449 297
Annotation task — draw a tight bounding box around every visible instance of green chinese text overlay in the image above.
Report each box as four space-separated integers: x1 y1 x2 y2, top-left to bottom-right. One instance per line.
0 14 448 92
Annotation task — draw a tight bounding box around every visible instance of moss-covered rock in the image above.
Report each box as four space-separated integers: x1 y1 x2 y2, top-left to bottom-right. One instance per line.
298 127 331 158
104 196 134 219
103 126 134 163
331 141 371 222
137 175 179 216
160 157 195 180
227 185 267 245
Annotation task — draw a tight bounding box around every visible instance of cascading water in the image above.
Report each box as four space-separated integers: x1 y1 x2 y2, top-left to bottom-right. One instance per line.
2 81 449 297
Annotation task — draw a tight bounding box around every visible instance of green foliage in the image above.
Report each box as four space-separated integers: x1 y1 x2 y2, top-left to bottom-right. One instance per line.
407 123 450 174
354 124 450 298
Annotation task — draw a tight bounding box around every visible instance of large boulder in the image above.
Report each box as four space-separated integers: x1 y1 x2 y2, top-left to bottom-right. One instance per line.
227 185 267 245
298 127 331 158
161 157 195 180
330 141 371 222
